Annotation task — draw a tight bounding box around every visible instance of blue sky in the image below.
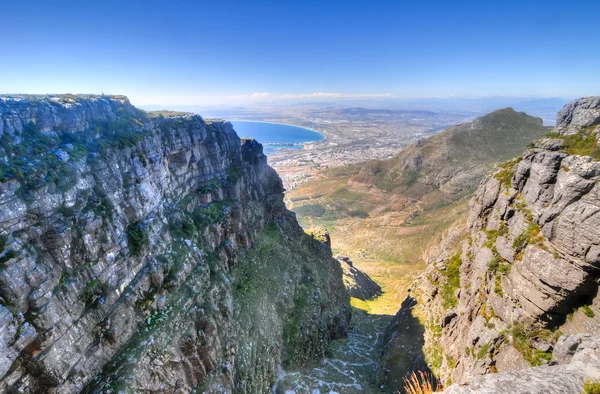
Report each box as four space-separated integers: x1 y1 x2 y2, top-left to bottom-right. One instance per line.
1 0 599 106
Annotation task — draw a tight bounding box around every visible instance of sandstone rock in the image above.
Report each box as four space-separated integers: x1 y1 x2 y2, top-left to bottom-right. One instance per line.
556 96 600 134
444 334 600 394
383 97 600 393
0 96 351 394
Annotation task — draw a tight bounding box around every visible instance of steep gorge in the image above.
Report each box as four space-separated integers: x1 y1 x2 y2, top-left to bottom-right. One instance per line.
0 96 351 393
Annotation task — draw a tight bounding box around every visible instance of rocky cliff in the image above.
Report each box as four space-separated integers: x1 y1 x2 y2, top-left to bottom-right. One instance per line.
382 97 600 393
0 95 351 393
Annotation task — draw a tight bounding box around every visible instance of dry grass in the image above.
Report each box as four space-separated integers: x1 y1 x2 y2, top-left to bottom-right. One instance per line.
289 170 469 316
402 370 442 394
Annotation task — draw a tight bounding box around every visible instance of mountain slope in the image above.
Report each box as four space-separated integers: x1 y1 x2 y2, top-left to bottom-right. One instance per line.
0 95 350 393
287 108 549 317
381 97 600 393
353 108 549 198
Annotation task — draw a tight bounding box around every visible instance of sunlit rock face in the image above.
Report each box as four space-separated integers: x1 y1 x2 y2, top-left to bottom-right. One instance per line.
0 95 350 393
381 97 600 394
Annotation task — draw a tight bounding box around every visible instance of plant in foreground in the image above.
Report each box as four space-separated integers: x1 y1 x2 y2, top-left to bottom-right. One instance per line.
402 370 443 394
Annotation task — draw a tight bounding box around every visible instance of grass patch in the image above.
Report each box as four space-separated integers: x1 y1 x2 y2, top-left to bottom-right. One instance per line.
476 343 490 359
439 252 462 309
494 158 522 189
292 204 326 217
582 305 595 318
83 279 106 309
512 221 543 254
509 323 557 366
127 222 148 256
584 380 600 394
546 126 600 160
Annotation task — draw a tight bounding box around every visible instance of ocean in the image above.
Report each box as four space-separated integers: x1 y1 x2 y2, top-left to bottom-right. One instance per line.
230 121 324 155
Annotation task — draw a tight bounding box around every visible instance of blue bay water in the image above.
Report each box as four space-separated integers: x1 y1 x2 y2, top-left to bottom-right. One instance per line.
230 121 324 155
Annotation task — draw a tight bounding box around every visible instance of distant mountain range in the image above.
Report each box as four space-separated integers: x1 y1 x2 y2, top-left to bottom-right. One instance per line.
138 96 571 126
352 107 549 199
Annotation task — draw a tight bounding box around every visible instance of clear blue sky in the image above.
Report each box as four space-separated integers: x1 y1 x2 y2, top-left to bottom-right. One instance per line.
1 0 599 105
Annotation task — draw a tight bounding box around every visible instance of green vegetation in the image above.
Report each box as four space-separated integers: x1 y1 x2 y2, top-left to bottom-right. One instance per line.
0 234 7 254
86 187 115 222
83 279 106 309
0 249 19 266
439 252 462 309
582 305 596 318
192 200 231 228
546 126 600 160
488 254 511 275
513 221 543 254
584 380 600 394
146 110 192 118
483 223 508 249
196 178 222 194
283 281 314 366
0 108 150 193
494 158 522 189
509 323 558 366
127 222 148 256
493 273 504 296
292 204 326 217
476 343 490 359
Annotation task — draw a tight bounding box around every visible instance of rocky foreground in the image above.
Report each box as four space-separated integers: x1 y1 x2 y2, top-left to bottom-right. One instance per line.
382 97 600 393
0 95 351 393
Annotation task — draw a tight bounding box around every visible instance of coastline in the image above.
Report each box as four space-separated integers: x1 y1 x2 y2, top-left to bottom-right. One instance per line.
229 119 327 140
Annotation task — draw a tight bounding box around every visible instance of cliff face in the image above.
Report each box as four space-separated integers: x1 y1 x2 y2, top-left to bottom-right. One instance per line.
0 95 350 393
382 97 600 393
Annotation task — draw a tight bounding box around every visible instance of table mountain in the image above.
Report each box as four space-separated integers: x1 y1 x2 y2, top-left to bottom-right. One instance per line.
0 95 351 393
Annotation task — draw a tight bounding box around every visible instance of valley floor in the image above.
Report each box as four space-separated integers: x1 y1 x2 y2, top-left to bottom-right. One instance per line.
275 169 470 393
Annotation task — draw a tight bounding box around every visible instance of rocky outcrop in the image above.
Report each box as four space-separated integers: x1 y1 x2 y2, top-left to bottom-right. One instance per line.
382 98 600 393
444 334 600 394
0 95 351 393
336 255 382 300
556 96 600 134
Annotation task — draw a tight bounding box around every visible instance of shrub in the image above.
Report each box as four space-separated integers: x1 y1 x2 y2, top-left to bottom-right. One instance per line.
0 249 19 266
0 234 7 254
226 164 244 182
83 279 106 309
513 222 543 254
582 305 595 318
440 252 462 309
477 343 490 359
192 201 230 228
510 323 556 366
127 222 148 256
584 380 600 394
